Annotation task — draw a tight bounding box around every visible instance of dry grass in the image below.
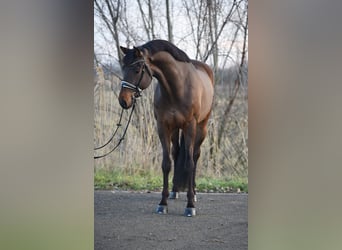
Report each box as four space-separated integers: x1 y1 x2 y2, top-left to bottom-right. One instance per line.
94 67 248 183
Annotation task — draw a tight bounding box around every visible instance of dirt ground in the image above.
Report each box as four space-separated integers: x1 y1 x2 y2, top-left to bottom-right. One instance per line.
95 190 247 250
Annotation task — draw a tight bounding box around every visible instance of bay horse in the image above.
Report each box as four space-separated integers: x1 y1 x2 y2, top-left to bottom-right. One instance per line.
118 40 214 217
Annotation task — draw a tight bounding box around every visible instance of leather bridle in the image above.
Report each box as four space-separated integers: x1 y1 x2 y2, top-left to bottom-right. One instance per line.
120 59 153 98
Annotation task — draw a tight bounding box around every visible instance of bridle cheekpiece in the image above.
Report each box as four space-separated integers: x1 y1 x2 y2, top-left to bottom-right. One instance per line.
120 59 152 98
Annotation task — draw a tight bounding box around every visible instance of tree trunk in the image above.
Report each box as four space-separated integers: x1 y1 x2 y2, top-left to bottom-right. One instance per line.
166 0 173 43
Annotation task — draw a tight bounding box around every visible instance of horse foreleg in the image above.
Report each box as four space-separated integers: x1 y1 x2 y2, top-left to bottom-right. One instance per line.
156 124 171 214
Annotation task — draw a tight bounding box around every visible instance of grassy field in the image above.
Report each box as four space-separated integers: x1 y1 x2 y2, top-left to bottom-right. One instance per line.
94 66 248 193
94 169 248 193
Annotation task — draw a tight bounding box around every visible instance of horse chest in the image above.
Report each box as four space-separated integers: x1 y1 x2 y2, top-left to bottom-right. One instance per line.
161 109 187 128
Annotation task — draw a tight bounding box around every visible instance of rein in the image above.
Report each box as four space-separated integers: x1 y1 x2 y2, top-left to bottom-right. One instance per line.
94 108 124 151
94 58 152 159
94 102 136 159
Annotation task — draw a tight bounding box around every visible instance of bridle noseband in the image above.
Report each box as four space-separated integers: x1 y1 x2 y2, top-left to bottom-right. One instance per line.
121 59 153 98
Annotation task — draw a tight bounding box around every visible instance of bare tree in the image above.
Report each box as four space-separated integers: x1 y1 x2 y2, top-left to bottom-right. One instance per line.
94 0 122 62
202 0 240 63
217 0 248 146
137 0 156 40
207 0 218 73
165 0 173 42
182 0 208 60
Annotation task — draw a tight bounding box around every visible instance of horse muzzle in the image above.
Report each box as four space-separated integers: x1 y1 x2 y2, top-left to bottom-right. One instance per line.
118 90 135 110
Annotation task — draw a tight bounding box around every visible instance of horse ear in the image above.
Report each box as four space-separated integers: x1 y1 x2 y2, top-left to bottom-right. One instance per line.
133 46 143 58
120 46 129 55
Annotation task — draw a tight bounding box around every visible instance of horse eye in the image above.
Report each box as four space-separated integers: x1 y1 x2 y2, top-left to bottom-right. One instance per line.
135 65 141 73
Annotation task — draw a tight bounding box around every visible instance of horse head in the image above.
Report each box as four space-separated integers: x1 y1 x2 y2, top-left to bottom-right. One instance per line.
118 46 153 109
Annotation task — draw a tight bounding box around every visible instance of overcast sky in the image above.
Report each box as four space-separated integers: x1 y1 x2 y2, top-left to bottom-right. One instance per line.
94 0 247 68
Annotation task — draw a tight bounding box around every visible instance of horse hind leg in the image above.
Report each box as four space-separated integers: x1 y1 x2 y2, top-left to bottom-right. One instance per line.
192 121 208 203
183 119 197 217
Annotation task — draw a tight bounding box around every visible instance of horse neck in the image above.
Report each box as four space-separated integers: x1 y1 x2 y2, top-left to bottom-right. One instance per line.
150 53 187 101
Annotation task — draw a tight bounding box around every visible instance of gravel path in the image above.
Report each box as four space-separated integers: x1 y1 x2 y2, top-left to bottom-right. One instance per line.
95 190 247 250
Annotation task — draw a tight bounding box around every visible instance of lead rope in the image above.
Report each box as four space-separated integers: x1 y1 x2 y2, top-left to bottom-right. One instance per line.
94 102 136 159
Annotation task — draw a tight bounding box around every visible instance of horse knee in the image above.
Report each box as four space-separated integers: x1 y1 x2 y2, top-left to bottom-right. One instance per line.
162 157 171 172
194 149 201 162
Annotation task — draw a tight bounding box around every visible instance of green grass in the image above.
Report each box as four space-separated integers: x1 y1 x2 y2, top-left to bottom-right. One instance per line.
94 169 162 191
196 177 248 193
95 169 248 193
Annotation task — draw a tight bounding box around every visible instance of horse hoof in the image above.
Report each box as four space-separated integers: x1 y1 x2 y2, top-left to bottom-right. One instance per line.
184 207 196 217
169 192 179 199
156 205 168 214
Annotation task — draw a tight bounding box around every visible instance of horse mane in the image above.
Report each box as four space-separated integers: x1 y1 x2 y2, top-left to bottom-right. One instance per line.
140 39 191 63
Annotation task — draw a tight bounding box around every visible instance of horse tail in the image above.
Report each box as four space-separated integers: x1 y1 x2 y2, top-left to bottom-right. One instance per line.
174 132 189 190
